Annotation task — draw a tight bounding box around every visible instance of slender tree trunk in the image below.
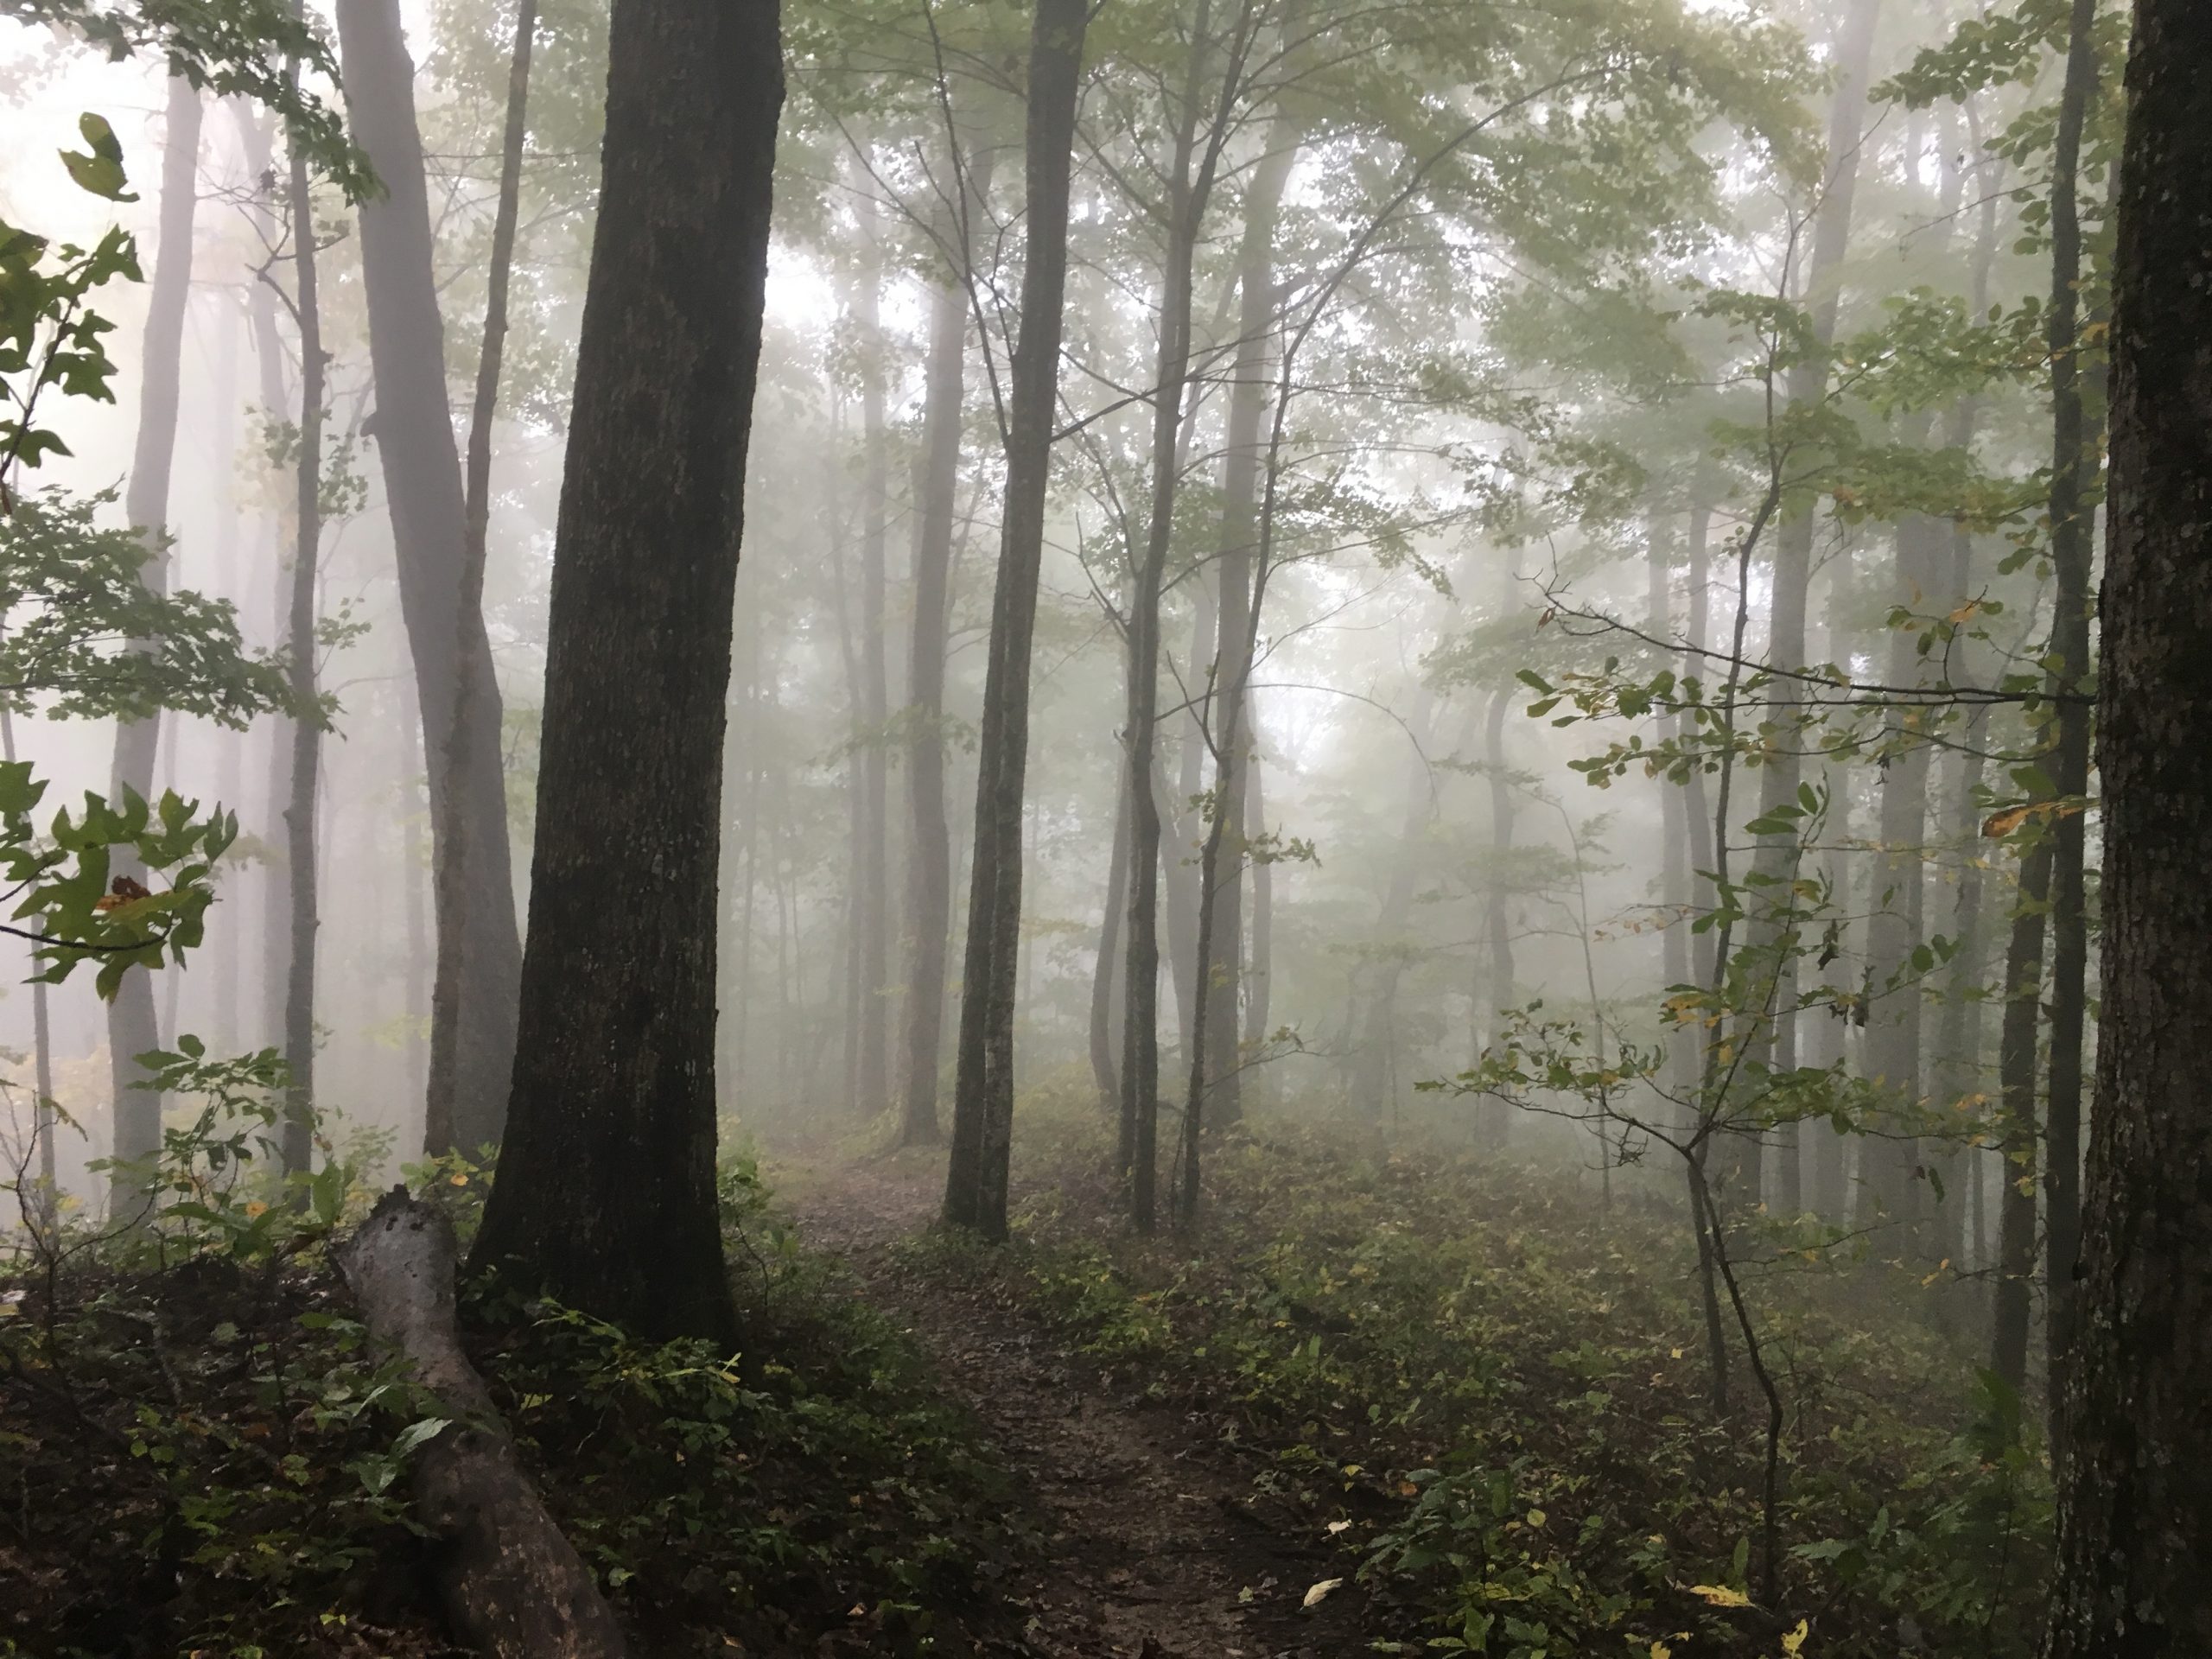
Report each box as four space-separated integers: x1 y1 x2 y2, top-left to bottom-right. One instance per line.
336 0 525 1157
852 190 892 1123
106 77 201 1219
279 77 325 1179
1092 782 1129 1119
1119 55 1210 1235
1737 0 1882 1209
1202 119 1297 1134
1482 683 1516 1147
467 0 782 1344
2039 0 2101 1418
2042 4 2212 1644
1864 512 1942 1233
898 146 995 1147
943 0 1090 1240
1351 686 1435 1120
1242 737 1271 1065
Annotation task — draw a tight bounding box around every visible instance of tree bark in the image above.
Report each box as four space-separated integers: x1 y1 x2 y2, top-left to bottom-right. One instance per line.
1242 737 1271 1065
467 0 781 1344
899 143 995 1147
279 73 325 1179
943 0 1090 1240
335 0 525 1158
339 1190 626 1658
2038 0 2101 1412
107 77 201 1220
2041 3 2212 1646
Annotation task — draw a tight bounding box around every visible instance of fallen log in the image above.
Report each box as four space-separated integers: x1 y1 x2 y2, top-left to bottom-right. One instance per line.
336 1185 629 1658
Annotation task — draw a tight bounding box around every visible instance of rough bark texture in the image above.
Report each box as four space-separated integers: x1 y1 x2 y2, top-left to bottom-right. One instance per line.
467 0 782 1344
336 0 525 1158
339 1190 627 1658
106 78 200 1218
943 0 1089 1240
2040 4 2212 1649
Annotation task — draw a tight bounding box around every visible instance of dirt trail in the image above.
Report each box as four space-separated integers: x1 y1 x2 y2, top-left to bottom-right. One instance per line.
785 1159 1370 1659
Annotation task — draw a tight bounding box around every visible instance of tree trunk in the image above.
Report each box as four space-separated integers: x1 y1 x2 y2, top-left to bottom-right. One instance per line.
1351 685 1436 1120
106 77 201 1221
1864 512 1942 1233
1091 781 1129 1118
1482 683 1516 1141
1737 0 1883 1210
335 0 525 1158
899 143 995 1147
339 1190 627 1658
1201 119 1298 1134
467 0 782 1344
2038 0 2101 1416
2041 4 2212 1645
279 76 325 1179
1242 738 1272 1065
852 190 893 1125
943 0 1090 1240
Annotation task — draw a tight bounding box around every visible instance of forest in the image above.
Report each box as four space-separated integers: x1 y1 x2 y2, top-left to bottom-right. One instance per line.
0 0 2207 1653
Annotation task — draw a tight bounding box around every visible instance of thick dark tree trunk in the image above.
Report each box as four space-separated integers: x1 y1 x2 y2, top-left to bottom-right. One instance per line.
336 0 525 1158
107 77 200 1220
279 80 325 1179
943 0 1090 1240
467 0 782 1344
2041 4 2212 1647
899 145 994 1147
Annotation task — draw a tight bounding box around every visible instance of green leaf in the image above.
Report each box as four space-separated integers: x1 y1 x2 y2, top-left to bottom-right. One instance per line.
59 113 137 202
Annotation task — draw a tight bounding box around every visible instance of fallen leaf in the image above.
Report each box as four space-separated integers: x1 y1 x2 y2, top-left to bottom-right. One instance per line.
1325 1520 1351 1535
1782 1618 1809 1654
1302 1578 1344 1609
1688 1584 1751 1608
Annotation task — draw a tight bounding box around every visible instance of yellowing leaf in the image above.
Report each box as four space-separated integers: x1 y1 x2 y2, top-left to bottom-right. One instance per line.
1527 1508 1547 1528
449 1173 470 1186
1782 1618 1809 1654
1303 1578 1344 1609
1982 805 2033 839
1651 1644 1673 1659
1688 1584 1752 1608
1669 1347 1684 1360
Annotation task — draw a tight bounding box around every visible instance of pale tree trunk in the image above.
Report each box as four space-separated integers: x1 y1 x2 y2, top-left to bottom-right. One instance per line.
1351 685 1436 1122
1200 116 1298 1134
236 105 294 1060
1241 737 1271 1064
2041 2 2212 1643
339 1191 626 1657
898 142 995 1147
278 78 325 1179
1481 683 1516 1147
1090 783 1129 1116
852 188 892 1124
1736 0 1882 1211
336 0 525 1158
1800 546 1856 1220
107 77 202 1220
943 0 1090 1240
467 0 781 1344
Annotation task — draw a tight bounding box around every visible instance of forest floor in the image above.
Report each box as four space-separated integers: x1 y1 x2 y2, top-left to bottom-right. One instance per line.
783 1150 1371 1659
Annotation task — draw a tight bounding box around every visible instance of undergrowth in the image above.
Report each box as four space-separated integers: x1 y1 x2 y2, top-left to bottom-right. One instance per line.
0 1057 1019 1659
913 1098 2051 1659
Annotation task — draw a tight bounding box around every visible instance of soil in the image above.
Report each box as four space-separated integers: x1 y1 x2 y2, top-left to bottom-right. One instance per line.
785 1155 1376 1659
